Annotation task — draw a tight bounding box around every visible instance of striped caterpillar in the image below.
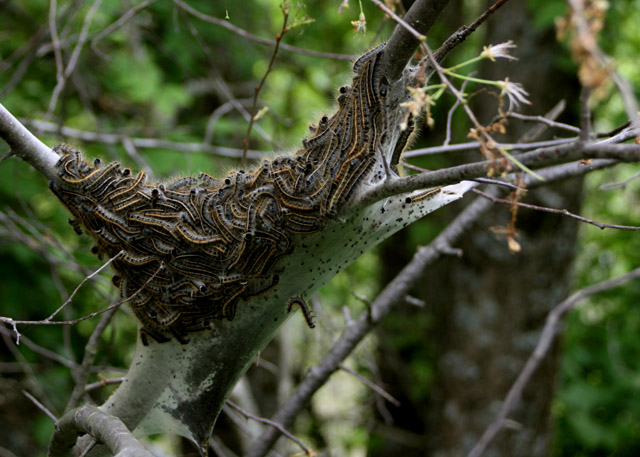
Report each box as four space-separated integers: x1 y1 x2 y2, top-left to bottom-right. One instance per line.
50 44 395 344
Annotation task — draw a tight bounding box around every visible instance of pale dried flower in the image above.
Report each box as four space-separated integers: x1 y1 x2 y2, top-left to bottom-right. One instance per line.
351 12 367 34
498 78 531 111
399 87 434 130
481 41 517 61
507 235 521 253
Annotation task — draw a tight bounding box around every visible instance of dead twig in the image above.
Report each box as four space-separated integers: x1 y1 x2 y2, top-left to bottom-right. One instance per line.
227 400 316 457
474 188 640 231
339 364 401 406
242 5 289 167
173 0 353 61
23 390 58 422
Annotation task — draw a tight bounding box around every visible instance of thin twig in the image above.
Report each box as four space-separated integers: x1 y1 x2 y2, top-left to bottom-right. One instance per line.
91 0 157 59
339 365 401 406
403 138 577 157
432 0 514 65
599 170 640 190
371 0 425 41
85 377 125 392
49 0 65 107
504 111 581 134
209 437 237 457
45 251 123 322
173 0 353 61
227 400 315 457
378 0 452 81
177 11 277 147
474 188 640 231
444 77 471 146
579 86 592 141
515 100 568 143
20 118 268 160
1 261 163 332
23 390 59 422
467 266 640 457
242 6 289 167
122 138 155 180
43 0 103 123
65 305 120 412
204 99 252 145
1 330 59 415
0 326 76 368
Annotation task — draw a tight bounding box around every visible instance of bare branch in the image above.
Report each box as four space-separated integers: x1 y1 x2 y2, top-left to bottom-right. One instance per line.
355 140 640 208
242 6 289 166
23 390 58 422
44 251 122 322
91 0 157 59
43 0 103 123
227 401 314 457
20 118 268 160
403 138 577 158
48 405 154 457
468 266 640 457
580 86 592 141
339 364 401 406
474 189 640 231
0 103 58 180
371 0 426 42
503 111 581 135
379 0 452 81
48 0 65 107
444 78 471 146
173 0 354 61
0 330 57 415
599 170 640 190
432 0 514 64
65 305 120 412
0 326 76 369
177 11 277 147
85 377 125 392
1 261 162 330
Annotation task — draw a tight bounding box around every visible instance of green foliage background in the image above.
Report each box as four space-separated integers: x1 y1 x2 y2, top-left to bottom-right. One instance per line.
0 0 639 455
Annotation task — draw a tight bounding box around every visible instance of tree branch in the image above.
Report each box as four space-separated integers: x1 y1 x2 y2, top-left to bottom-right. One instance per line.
378 0 452 81
353 139 640 209
20 118 266 160
474 188 640 231
173 0 354 61
0 103 58 181
48 405 154 457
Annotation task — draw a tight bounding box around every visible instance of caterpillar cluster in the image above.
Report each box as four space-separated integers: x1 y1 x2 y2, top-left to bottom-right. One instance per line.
50 44 391 344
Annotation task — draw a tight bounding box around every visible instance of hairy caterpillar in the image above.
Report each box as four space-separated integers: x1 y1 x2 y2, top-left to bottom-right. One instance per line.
50 44 396 344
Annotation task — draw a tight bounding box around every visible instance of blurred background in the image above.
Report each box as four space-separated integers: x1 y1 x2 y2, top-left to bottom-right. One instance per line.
1 0 639 456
